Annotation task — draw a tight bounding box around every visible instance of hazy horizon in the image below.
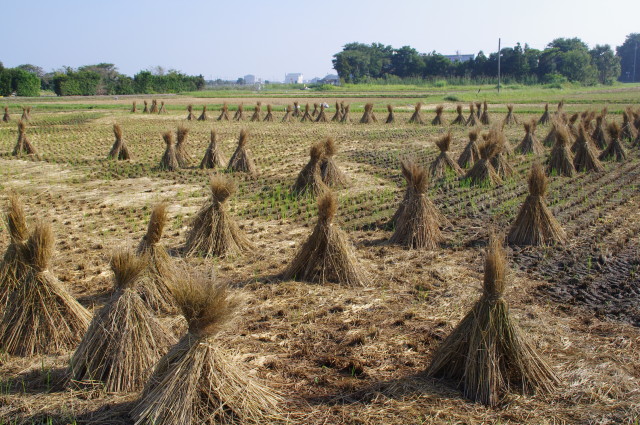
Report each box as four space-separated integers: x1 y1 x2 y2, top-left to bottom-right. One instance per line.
3 0 639 82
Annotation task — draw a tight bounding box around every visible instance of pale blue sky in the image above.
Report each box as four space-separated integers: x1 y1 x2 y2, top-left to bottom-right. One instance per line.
3 0 638 81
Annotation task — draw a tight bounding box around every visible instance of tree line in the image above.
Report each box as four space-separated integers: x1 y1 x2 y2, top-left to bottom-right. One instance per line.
333 34 640 85
0 62 205 96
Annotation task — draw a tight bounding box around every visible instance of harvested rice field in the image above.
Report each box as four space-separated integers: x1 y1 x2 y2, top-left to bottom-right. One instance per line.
1 91 640 424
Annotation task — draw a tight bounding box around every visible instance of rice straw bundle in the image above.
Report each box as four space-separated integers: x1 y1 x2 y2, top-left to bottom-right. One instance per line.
516 120 544 155
292 142 328 197
546 126 575 177
385 104 395 123
12 120 39 157
186 105 195 121
263 104 274 122
301 103 313 122
136 203 179 314
340 104 351 123
107 124 131 160
409 103 425 124
200 130 226 169
427 234 559 406
480 101 490 124
143 100 149 113
158 101 167 114
620 110 637 141
185 175 254 258
315 104 328 122
542 120 560 148
475 102 482 119
320 138 349 187
458 129 481 169
567 113 580 140
292 101 300 117
175 126 192 168
466 103 479 126
227 129 257 176
197 105 208 121
159 131 179 171
555 100 564 115
281 105 293 122
3 106 9 122
573 125 604 172
389 160 444 249
0 222 90 356
590 115 609 150
217 103 230 121
331 102 342 122
508 163 567 245
232 103 244 121
431 105 444 125
430 133 463 179
131 101 137 113
451 105 466 125
503 104 518 125
360 103 377 123
0 194 29 310
150 100 159 114
599 122 627 162
21 107 30 121
282 192 366 286
464 139 502 186
68 251 176 392
250 102 262 122
311 103 319 117
132 276 282 425
538 103 550 125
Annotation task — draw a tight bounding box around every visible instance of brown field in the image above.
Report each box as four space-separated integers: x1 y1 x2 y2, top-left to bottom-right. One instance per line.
1 96 640 424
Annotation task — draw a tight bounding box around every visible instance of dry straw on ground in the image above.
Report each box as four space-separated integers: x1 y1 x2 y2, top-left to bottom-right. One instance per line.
175 126 192 168
292 142 329 197
217 103 230 121
13 120 39 157
281 105 293 122
68 251 176 392
573 125 604 172
200 130 226 169
480 101 490 125
451 104 466 125
301 103 313 122
389 160 444 249
538 103 550 125
0 194 29 310
320 138 349 188
136 203 178 314
250 102 262 122
546 126 576 177
466 103 479 126
263 104 274 122
360 103 377 123
315 104 328 122
408 103 424 124
503 104 518 125
185 175 254 258
197 105 208 121
464 139 502 186
458 129 481 169
599 122 628 162
0 221 90 356
430 133 463 179
227 129 257 176
516 120 544 155
427 234 559 406
508 163 567 246
107 124 131 160
132 276 282 425
283 192 366 286
431 105 444 125
233 103 244 121
159 131 179 171
331 102 342 122
186 104 195 121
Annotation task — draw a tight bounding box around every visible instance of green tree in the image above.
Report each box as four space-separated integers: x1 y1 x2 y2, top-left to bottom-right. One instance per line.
12 69 41 96
590 45 621 84
616 33 640 82
391 46 423 77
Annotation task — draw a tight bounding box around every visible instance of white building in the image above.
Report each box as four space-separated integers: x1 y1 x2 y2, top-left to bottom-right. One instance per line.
444 52 474 63
285 73 303 84
244 74 256 84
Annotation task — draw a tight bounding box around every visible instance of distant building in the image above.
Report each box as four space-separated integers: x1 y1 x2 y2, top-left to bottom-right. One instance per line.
320 74 340 85
285 73 303 84
244 74 256 84
444 52 474 63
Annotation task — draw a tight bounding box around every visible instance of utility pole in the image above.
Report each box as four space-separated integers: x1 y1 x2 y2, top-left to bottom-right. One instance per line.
497 38 501 94
633 41 638 83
